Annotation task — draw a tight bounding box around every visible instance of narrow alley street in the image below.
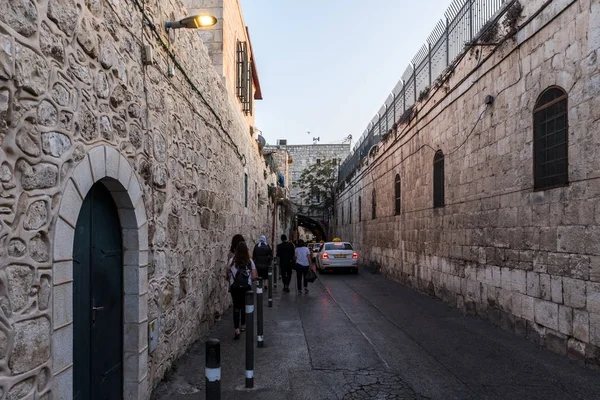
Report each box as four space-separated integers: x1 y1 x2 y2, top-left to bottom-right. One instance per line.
151 270 600 400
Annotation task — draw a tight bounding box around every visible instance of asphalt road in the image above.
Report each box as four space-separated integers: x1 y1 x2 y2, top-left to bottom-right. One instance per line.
151 269 600 400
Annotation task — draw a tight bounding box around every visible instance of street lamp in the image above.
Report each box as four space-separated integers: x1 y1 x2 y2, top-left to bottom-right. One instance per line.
165 14 217 31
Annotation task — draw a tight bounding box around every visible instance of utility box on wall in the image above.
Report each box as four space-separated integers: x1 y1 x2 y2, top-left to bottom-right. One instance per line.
149 318 159 353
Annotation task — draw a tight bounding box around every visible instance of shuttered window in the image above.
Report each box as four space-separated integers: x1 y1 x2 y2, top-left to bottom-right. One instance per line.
534 87 568 190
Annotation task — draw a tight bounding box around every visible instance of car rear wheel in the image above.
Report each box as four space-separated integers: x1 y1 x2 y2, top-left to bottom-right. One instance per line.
352 268 358 274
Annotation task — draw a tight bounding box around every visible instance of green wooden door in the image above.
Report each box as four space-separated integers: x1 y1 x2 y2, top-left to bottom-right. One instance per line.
73 182 123 399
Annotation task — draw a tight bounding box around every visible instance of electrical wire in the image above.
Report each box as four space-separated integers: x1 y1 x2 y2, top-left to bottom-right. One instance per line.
128 0 247 165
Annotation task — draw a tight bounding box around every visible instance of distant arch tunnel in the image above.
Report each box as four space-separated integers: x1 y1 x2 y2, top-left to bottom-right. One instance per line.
296 214 329 242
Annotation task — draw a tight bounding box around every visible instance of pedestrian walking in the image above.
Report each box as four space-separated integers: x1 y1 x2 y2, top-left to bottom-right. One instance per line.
276 234 296 292
226 241 257 340
227 234 246 263
252 235 272 289
295 240 313 295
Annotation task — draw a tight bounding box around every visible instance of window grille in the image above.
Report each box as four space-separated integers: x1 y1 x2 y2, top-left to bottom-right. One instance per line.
349 202 352 224
394 174 401 215
244 173 248 207
433 151 444 208
534 87 568 190
372 189 377 219
236 41 253 115
358 196 362 221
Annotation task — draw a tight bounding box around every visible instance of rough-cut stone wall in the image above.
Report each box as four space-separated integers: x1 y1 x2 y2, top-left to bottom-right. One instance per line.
335 0 600 368
0 0 289 397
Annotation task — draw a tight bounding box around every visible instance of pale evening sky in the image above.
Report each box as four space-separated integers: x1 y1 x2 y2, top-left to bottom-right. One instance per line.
239 0 453 147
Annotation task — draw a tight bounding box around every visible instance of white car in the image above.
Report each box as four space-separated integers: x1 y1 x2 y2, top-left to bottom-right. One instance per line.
316 241 358 274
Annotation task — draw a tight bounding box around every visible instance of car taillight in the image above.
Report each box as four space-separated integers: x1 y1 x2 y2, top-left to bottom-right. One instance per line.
322 252 329 259
352 252 358 259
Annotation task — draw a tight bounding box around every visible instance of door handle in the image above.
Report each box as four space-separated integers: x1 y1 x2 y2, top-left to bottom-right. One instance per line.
92 299 104 323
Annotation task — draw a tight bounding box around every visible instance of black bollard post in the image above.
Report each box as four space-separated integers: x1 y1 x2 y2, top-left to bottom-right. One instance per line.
245 291 254 389
205 339 221 400
268 266 273 307
257 279 264 348
273 258 278 289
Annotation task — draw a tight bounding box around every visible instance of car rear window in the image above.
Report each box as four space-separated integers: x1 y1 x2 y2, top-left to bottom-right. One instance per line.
324 243 353 250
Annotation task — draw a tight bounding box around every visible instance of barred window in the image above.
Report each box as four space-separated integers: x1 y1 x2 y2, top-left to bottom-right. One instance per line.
244 173 248 208
394 174 401 215
358 196 362 221
236 41 253 115
433 151 444 208
349 202 352 224
372 189 377 219
534 87 568 190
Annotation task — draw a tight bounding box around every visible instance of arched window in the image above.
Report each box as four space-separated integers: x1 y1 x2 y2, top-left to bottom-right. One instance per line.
534 87 568 189
372 189 377 219
433 151 444 208
358 196 362 221
394 174 401 215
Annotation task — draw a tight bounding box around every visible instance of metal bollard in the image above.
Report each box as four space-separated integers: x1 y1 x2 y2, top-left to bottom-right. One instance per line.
205 339 221 399
268 266 273 308
257 279 264 348
245 291 254 388
273 259 278 289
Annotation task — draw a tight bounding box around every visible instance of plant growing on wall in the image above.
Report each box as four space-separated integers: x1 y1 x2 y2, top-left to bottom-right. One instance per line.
295 159 338 221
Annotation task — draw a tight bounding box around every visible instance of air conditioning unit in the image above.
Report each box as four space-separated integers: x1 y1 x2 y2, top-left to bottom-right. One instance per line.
277 139 287 146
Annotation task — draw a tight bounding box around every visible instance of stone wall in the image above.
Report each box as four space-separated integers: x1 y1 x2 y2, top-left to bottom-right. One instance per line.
0 0 289 398
278 143 351 201
335 0 600 368
183 0 258 126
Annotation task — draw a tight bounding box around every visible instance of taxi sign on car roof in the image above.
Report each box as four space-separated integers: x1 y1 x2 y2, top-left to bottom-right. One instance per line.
332 238 342 242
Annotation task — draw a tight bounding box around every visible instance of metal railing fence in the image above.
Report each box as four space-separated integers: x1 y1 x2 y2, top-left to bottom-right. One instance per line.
338 0 509 184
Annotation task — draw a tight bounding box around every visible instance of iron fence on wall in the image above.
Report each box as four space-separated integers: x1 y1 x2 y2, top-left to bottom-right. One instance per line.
338 0 510 184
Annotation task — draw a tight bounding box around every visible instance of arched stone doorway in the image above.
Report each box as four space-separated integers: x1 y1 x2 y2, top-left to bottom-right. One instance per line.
73 182 123 398
52 146 149 399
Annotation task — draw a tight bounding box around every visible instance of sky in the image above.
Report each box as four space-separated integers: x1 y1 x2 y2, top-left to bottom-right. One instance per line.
239 0 453 147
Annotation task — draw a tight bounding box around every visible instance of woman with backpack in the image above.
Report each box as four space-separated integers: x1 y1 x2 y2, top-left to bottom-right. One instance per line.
227 241 258 340
227 234 246 262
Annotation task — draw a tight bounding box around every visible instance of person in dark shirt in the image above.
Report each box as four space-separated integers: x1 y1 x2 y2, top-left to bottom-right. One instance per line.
252 235 273 289
276 234 296 292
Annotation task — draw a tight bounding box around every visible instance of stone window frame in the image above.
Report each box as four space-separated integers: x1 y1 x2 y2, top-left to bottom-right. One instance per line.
52 146 149 399
533 86 569 190
394 174 401 215
433 150 445 208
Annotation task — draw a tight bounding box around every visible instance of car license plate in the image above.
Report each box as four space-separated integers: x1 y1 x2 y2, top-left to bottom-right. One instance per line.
334 254 346 258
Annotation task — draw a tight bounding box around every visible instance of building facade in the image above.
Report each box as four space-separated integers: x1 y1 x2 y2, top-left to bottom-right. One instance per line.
279 143 351 202
182 0 262 127
0 0 289 398
335 0 600 367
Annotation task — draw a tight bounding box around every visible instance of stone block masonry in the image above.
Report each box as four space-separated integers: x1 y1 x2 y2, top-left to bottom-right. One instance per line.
335 0 600 369
0 0 290 398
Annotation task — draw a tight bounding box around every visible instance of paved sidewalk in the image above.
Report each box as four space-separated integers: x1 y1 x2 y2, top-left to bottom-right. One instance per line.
151 270 600 400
